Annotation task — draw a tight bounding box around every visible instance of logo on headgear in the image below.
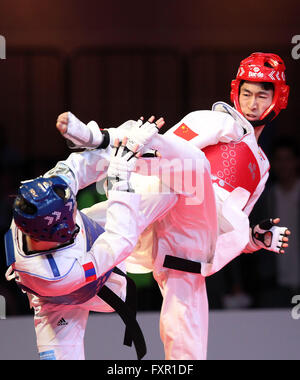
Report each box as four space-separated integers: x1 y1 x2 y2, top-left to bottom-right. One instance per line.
0 35 6 60
248 66 264 79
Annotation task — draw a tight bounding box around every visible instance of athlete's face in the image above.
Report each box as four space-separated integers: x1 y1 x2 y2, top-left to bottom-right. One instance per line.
239 82 274 121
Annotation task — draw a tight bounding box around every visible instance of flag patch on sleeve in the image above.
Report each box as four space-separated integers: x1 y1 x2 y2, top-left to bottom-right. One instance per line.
173 123 198 141
83 262 97 282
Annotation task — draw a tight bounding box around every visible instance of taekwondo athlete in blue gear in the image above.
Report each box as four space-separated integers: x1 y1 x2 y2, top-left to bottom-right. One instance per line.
4 127 162 360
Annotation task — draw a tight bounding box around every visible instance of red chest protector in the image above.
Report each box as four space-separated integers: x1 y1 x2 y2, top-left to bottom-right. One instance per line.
202 140 261 196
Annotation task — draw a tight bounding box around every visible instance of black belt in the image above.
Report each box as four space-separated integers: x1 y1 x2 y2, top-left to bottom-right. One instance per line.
98 267 146 360
163 255 202 274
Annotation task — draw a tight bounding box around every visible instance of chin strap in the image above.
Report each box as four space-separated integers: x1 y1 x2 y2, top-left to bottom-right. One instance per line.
250 111 276 127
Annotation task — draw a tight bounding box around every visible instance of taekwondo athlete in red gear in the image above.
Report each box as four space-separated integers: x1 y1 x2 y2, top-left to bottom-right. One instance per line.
145 53 291 360
54 53 291 360
4 121 169 360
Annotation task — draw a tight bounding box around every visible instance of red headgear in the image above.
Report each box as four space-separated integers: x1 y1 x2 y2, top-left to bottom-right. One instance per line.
230 52 289 126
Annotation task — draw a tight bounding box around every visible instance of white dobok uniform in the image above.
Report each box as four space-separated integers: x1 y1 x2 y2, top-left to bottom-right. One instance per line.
152 103 269 360
71 102 269 360
128 102 269 360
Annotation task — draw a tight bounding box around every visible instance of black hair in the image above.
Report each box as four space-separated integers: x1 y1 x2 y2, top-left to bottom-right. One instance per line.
239 80 274 93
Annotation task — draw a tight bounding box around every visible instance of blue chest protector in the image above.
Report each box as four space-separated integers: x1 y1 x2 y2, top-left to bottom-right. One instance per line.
4 211 113 305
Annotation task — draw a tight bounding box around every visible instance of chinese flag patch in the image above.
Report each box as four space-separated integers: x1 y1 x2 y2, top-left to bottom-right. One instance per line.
173 123 198 141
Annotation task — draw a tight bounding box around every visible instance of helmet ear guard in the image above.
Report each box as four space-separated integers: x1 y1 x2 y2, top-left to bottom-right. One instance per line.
231 52 289 126
13 176 78 243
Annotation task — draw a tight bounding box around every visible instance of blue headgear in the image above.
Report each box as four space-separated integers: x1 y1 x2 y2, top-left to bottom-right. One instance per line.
13 176 77 243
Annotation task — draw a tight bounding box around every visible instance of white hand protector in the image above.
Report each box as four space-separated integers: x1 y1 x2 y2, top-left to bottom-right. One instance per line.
64 112 104 149
105 120 138 148
107 142 138 192
125 118 159 153
249 219 289 254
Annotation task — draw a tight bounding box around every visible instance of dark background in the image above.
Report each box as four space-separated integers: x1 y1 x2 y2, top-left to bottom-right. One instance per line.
0 0 299 315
